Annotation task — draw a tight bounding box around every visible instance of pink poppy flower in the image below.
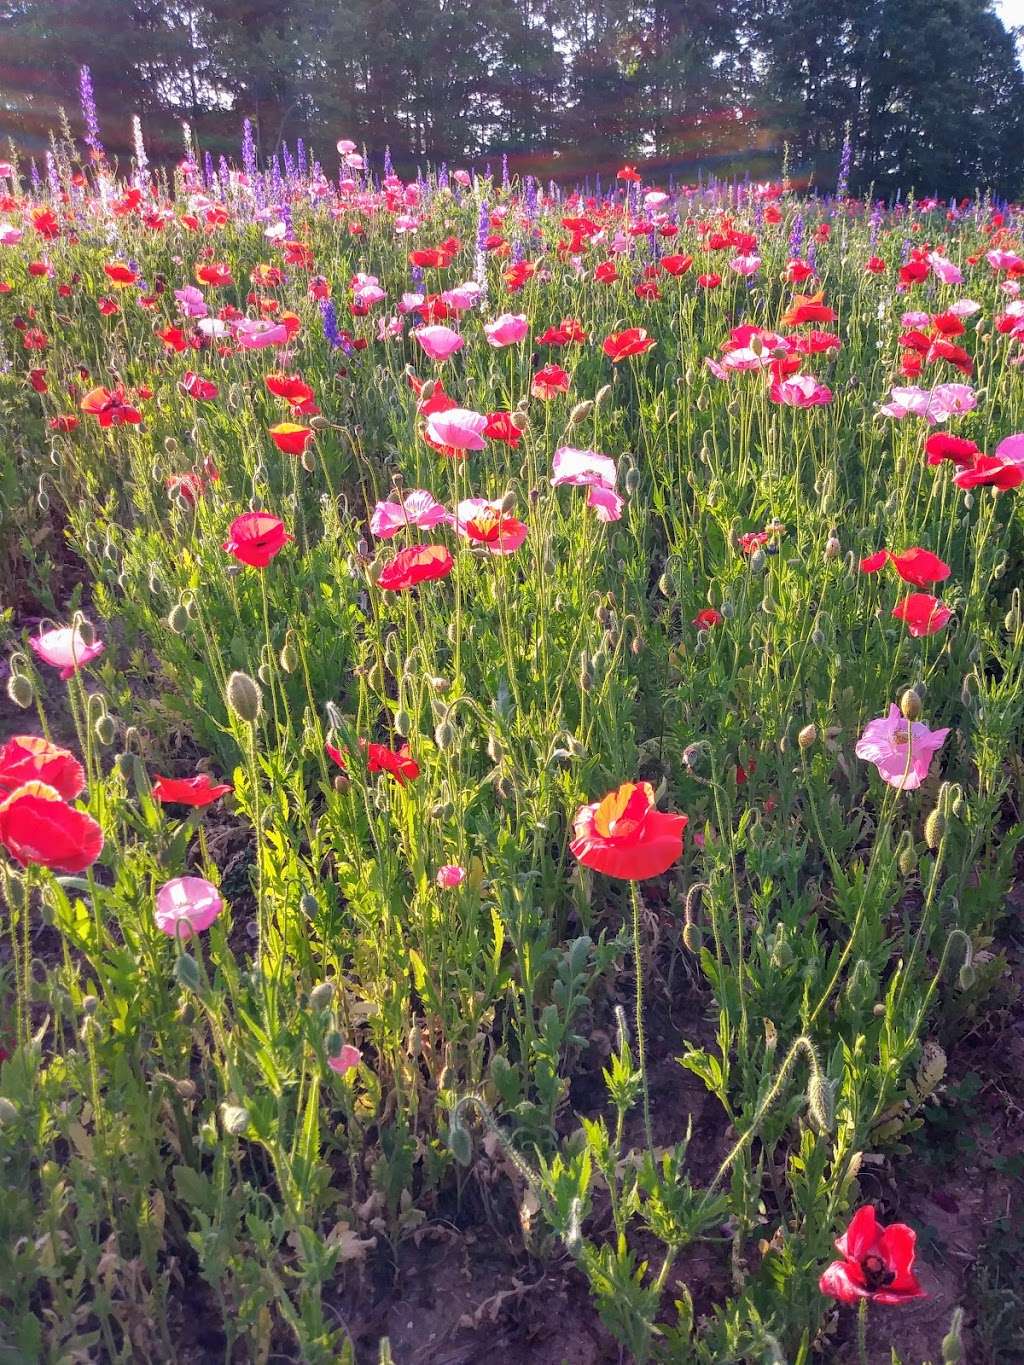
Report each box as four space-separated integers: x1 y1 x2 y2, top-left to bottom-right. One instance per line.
370 490 451 538
425 407 488 451
587 484 625 522
769 373 832 407
855 705 949 790
454 499 529 554
436 864 467 887
174 285 208 318
927 252 963 286
234 318 289 349
414 325 464 361
354 283 386 307
729 254 761 276
986 249 1024 272
398 291 426 313
721 347 772 372
483 313 528 347
155 875 223 939
441 283 482 312
551 446 617 489
328 1043 362 1076
30 624 105 679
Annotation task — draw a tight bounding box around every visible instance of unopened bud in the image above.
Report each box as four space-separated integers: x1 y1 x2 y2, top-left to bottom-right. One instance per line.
434 719 455 750
824 536 841 560
510 410 529 431
797 723 818 750
173 953 202 991
220 1103 250 1136
279 635 298 673
94 714 115 746
567 400 593 427
226 671 262 724
300 893 319 918
168 603 189 634
924 809 946 850
309 981 335 1011
308 415 329 431
7 673 34 708
941 1308 964 1364
900 688 922 721
807 1071 834 1135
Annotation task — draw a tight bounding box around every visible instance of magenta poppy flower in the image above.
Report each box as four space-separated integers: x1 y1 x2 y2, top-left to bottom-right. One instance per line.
413 325 464 361
222 512 293 568
369 490 451 538
436 864 467 887
425 407 487 451
483 313 528 347
155 875 223 939
30 624 105 679
770 373 832 407
854 705 949 790
327 1043 362 1076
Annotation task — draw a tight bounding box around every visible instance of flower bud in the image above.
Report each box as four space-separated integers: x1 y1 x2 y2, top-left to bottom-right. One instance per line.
309 981 335 1011
924 808 946 850
279 635 299 673
220 1103 250 1136
94 714 115 746
567 399 593 427
434 719 455 750
173 953 202 991
7 672 34 709
797 723 817 751
941 1308 964 1364
824 536 840 560
300 893 319 918
226 671 262 724
510 410 529 431
900 688 922 721
309 415 330 431
624 467 640 495
167 603 189 634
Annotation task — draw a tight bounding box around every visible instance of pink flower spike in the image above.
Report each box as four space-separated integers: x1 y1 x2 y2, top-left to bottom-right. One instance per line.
855 705 949 790
30 624 105 680
155 876 223 939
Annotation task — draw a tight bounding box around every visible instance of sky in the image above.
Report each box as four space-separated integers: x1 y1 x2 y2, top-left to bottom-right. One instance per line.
996 0 1024 26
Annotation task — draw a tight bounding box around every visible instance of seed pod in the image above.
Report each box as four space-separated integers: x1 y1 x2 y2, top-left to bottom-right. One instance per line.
510 410 529 431
226 671 262 724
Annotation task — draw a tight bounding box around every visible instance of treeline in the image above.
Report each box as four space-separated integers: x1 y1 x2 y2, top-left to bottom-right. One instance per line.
1 0 1022 197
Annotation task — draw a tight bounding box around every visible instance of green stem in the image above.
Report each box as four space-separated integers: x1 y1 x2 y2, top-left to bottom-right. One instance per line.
630 881 653 1150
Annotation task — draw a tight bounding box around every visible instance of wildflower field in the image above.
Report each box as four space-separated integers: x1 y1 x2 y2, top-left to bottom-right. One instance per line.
1 113 1023 1364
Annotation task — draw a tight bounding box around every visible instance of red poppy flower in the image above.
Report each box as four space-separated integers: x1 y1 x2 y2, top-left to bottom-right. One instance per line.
265 373 316 408
594 261 618 284
464 514 528 554
859 547 950 586
326 739 420 785
603 328 656 363
483 411 522 448
0 736 84 801
269 422 313 455
196 262 233 287
570 781 686 880
926 339 972 375
617 165 641 182
792 330 841 355
377 544 453 591
782 291 836 326
864 256 886 274
693 607 723 630
820 1205 925 1306
32 208 59 239
182 372 219 401
28 368 47 393
0 781 103 873
899 259 929 286
282 240 314 268
953 454 1024 491
48 415 79 433
925 433 979 467
80 385 142 427
151 773 233 806
531 363 570 399
409 247 454 269
697 272 721 289
891 593 952 637
104 263 138 285
158 325 188 352
222 511 293 568
661 253 693 276
785 258 814 283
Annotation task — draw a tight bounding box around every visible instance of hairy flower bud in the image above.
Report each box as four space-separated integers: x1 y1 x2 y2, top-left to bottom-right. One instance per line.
7 672 34 709
797 723 818 751
924 808 946 850
226 671 262 724
900 688 923 721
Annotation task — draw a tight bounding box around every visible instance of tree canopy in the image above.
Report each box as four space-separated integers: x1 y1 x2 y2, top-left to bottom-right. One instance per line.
1 0 1022 196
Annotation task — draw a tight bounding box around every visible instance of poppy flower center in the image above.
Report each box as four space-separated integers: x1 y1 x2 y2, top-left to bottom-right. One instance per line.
892 728 910 745
860 1254 895 1291
593 782 648 839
